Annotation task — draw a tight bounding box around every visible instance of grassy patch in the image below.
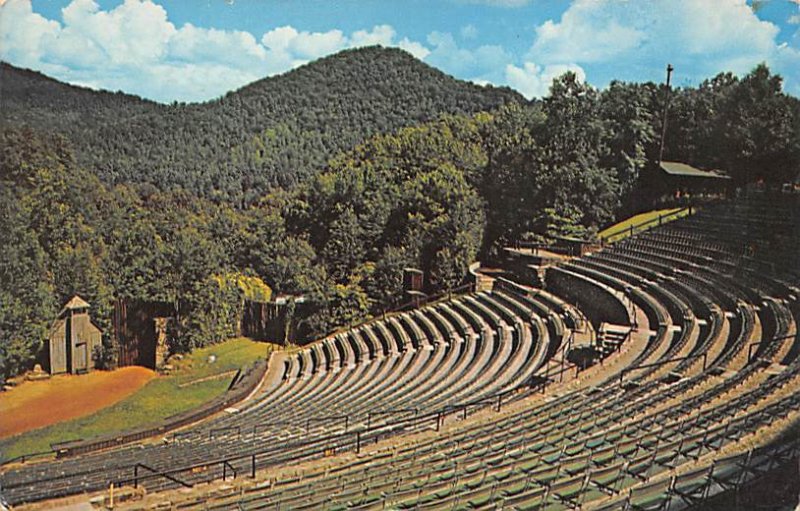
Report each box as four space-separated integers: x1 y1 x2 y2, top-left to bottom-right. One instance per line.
0 338 272 462
599 208 691 243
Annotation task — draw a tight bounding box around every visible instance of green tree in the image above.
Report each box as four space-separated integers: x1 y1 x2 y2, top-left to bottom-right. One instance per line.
716 64 798 184
599 81 657 201
323 206 366 281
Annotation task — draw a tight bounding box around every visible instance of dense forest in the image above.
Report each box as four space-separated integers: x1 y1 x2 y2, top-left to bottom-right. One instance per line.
1 47 523 205
2 46 799 381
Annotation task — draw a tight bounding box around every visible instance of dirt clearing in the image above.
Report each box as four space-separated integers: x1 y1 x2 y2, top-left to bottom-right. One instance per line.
0 366 155 438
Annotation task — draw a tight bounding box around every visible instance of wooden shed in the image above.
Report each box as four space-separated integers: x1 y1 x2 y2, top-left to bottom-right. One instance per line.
657 161 731 197
403 268 424 293
48 296 103 374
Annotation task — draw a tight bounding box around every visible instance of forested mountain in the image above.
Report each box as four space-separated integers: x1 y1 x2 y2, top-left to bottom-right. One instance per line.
0 64 159 131
1 47 524 204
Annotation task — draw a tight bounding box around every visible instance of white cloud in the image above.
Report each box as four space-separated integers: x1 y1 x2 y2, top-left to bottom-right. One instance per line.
258 24 402 72
505 61 586 99
134 62 263 103
0 0 60 68
7 0 276 101
425 31 512 83
425 31 476 74
532 12 643 64
60 0 176 67
530 0 772 65
398 37 431 60
527 0 799 88
170 24 267 68
262 26 347 60
349 24 396 47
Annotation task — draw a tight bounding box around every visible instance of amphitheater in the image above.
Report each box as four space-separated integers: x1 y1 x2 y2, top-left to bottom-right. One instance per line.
1 192 798 510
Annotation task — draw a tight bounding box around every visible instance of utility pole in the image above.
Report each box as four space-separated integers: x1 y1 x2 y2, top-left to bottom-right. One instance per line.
658 64 674 163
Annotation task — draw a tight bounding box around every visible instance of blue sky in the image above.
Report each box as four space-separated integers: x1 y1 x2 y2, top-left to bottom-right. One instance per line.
2 0 799 103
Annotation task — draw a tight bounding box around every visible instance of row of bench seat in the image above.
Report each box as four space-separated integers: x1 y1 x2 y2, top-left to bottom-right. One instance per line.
0 290 559 504
1 196 797 510
178 197 800 510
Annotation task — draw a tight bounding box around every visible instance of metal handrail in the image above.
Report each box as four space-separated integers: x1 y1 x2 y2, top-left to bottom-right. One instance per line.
619 352 708 383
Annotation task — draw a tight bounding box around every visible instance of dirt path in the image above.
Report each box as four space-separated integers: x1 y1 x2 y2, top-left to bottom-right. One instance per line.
0 367 155 438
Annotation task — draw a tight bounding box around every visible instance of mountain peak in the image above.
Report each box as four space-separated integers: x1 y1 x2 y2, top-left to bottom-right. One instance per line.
2 49 524 203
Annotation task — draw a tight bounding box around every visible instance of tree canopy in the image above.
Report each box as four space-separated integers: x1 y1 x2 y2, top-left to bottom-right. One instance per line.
1 47 522 205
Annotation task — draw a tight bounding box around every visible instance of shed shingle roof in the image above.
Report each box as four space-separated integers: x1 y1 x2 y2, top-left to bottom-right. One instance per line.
62 295 90 311
660 161 730 179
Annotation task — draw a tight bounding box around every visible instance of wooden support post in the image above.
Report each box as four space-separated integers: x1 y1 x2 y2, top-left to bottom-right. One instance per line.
109 482 114 509
251 454 256 478
356 431 361 454
134 464 138 489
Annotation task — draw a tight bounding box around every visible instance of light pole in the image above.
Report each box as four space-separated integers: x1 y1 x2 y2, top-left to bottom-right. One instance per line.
658 64 674 164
